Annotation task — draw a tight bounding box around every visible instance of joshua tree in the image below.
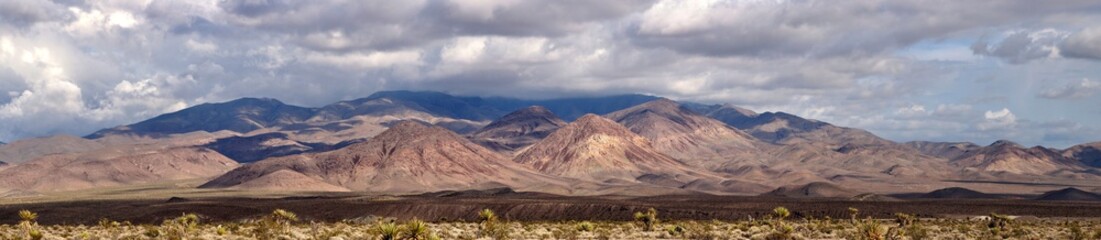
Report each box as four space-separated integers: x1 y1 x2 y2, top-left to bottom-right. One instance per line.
857 218 886 240
18 210 42 240
374 221 401 240
479 209 499 223
894 213 915 227
162 213 200 240
253 209 298 238
766 207 797 240
848 207 860 223
633 208 659 231
403 218 434 240
987 212 1013 238
477 209 510 239
18 210 37 223
773 207 791 221
271 209 299 223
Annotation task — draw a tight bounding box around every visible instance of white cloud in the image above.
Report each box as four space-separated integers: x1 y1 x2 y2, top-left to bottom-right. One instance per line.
1039 78 1101 99
303 50 422 70
894 104 928 118
185 39 218 54
637 0 724 35
971 29 1068 64
0 34 190 140
107 11 139 28
441 37 487 64
978 108 1018 131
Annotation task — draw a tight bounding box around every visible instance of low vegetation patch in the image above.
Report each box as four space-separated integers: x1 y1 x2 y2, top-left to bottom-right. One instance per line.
1 208 1099 239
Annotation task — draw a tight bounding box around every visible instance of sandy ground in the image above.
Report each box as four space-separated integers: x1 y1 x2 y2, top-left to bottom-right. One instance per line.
3 181 1101 226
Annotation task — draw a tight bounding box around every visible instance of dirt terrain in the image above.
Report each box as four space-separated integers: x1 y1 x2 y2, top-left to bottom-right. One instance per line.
4 190 1101 225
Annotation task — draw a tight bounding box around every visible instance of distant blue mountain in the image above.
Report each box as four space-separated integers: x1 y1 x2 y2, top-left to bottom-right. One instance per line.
359 90 662 121
86 98 317 138
85 91 662 138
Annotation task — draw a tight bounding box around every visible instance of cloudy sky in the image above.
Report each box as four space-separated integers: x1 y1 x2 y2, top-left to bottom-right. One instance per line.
1 0 1100 147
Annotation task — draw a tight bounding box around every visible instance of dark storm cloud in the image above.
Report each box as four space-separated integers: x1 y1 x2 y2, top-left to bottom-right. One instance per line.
420 0 655 37
1 0 1101 147
1060 27 1101 60
0 0 69 27
625 0 1101 58
215 0 654 51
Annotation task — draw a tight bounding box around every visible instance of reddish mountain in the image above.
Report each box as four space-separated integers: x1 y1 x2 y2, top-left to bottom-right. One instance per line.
0 135 106 164
471 106 567 154
604 99 762 166
0 147 238 193
202 121 568 193
951 140 1084 175
513 114 712 185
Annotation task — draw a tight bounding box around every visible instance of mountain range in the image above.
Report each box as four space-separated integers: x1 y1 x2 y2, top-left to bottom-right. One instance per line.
2 90 1100 198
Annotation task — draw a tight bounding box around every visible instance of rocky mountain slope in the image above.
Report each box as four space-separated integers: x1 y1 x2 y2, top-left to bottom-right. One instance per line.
950 140 1084 175
605 99 762 167
0 135 106 164
202 132 363 163
88 98 316 138
2 91 1099 196
700 104 893 146
0 146 238 193
1064 142 1101 167
470 106 567 154
510 114 761 193
904 141 981 160
202 121 570 194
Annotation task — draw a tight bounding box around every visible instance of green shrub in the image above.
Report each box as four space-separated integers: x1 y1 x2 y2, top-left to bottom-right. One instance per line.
403 218 436 240
373 221 401 240
773 207 791 220
856 218 886 240
162 213 200 240
633 208 659 231
477 209 510 240
576 221 595 232
666 225 685 236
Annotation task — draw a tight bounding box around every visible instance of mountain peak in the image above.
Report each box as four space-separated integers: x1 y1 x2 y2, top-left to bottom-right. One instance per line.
228 97 284 104
720 104 759 117
1036 187 1101 201
472 106 567 153
204 116 560 193
514 110 697 182
388 119 433 131
519 105 553 114
575 113 609 124
605 99 759 162
637 98 680 108
372 120 447 142
989 140 1022 148
571 114 629 134
491 106 559 124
